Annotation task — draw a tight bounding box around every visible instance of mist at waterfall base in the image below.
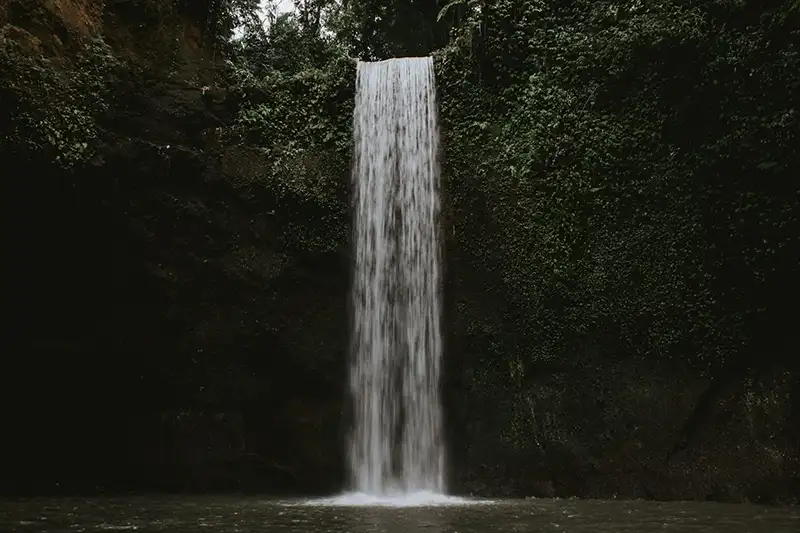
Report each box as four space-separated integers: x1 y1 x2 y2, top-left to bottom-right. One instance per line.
304 58 472 508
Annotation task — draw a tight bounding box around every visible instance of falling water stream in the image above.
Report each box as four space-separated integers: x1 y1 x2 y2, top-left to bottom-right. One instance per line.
348 57 444 497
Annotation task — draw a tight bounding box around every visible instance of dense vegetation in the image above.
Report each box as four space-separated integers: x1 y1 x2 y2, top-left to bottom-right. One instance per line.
433 0 799 495
1 0 798 501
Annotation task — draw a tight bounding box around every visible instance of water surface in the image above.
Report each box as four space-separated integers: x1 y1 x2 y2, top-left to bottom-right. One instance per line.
2 495 798 532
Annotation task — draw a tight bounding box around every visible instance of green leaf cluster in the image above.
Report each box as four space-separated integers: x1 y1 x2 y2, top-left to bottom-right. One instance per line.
0 33 120 169
228 43 356 252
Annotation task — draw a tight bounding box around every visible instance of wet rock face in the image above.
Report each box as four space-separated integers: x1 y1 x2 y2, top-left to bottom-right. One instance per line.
104 79 231 145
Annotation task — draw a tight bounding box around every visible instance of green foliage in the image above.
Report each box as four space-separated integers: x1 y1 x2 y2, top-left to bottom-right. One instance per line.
229 8 347 78
0 34 120 168
435 0 799 457
228 23 356 252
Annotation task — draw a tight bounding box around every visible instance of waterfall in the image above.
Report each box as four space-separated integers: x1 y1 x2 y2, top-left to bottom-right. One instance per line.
349 57 444 496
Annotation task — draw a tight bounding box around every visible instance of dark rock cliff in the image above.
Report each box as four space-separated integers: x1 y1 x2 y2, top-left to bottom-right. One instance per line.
2 0 348 495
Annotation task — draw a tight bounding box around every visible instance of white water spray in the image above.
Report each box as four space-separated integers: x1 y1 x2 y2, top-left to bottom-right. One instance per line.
348 57 444 497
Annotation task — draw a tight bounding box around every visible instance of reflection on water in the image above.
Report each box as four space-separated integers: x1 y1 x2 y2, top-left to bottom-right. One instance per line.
1 495 798 533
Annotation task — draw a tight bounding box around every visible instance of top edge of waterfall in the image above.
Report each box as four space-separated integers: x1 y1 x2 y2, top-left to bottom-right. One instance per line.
356 56 432 65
